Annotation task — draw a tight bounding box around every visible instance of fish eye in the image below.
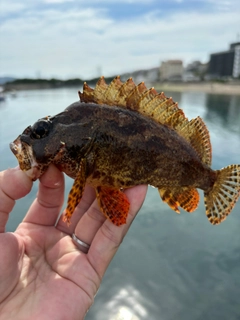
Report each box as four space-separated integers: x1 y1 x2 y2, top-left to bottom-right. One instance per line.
31 120 50 139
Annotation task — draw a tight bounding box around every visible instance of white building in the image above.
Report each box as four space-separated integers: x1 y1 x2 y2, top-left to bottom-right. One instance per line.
159 60 183 81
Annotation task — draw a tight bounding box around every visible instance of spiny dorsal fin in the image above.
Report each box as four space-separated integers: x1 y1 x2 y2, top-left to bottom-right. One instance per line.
103 76 123 105
114 77 136 107
177 116 212 166
151 97 180 124
91 76 108 104
79 76 108 104
137 87 159 112
79 76 212 165
78 82 94 103
125 82 148 110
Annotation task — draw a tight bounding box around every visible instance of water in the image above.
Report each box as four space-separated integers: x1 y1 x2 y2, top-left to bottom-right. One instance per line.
0 88 240 320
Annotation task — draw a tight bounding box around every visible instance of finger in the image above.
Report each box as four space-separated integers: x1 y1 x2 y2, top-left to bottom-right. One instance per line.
88 185 148 277
0 167 32 232
73 185 148 249
56 185 96 235
0 232 22 299
23 165 65 226
73 197 107 246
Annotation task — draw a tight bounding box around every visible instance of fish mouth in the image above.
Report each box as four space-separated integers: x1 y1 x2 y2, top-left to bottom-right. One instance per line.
10 139 41 180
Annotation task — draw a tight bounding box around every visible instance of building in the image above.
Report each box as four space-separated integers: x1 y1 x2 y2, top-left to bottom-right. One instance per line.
159 60 183 81
208 42 240 79
121 67 159 83
183 61 208 82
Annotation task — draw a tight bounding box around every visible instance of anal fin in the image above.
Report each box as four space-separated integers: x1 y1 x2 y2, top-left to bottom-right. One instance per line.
96 186 130 226
158 186 200 213
63 158 87 225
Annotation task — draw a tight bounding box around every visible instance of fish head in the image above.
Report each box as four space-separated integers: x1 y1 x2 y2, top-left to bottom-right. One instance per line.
10 102 97 181
10 115 67 180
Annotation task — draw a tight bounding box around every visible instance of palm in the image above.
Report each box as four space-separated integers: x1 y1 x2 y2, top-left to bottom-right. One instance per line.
1 225 95 319
0 166 147 320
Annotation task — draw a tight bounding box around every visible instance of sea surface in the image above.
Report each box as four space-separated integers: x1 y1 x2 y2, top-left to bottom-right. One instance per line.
0 87 240 320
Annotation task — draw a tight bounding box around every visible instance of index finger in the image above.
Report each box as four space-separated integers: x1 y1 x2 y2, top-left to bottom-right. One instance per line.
0 167 33 232
23 164 65 226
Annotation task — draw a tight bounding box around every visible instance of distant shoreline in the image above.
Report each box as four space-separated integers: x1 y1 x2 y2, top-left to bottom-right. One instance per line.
151 82 240 95
3 80 240 95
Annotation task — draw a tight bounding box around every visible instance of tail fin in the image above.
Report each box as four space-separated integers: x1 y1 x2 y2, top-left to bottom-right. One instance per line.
204 165 240 225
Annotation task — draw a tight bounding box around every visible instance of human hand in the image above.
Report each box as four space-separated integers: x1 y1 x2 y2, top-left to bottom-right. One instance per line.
0 165 147 320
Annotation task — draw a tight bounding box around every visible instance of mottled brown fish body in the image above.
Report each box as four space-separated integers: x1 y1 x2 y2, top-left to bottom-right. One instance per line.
10 76 240 226
17 101 214 192
68 103 215 192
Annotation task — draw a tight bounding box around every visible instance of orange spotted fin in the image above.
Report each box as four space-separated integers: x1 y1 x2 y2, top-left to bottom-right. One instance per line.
158 187 180 213
63 158 87 225
96 186 130 226
204 165 240 225
158 186 200 213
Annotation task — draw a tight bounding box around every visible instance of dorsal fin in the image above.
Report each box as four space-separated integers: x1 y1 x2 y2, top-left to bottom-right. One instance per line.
114 77 136 107
79 76 108 104
125 82 148 110
103 76 123 105
78 82 94 103
177 116 212 166
79 76 212 165
90 76 108 104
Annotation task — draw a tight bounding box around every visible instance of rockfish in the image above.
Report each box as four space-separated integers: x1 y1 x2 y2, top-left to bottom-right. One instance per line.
10 76 240 226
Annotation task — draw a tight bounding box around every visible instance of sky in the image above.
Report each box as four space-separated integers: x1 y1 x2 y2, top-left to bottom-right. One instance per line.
0 0 240 80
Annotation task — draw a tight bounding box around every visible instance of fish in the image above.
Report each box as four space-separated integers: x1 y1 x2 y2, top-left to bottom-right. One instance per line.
10 76 240 226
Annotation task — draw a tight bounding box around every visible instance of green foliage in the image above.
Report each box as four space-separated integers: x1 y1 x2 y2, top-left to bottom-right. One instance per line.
5 76 117 88
6 77 85 87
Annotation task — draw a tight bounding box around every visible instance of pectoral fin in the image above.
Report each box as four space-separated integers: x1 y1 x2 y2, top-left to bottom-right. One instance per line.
96 186 130 226
63 158 87 225
158 186 200 213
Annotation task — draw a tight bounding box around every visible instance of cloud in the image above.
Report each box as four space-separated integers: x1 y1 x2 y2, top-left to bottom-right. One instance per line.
44 0 74 3
0 1 239 78
43 0 153 2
